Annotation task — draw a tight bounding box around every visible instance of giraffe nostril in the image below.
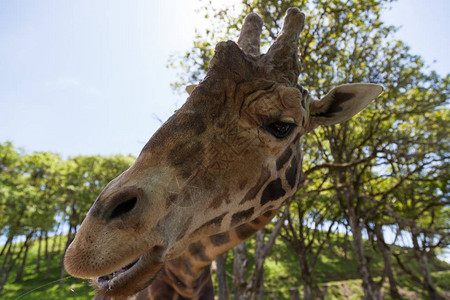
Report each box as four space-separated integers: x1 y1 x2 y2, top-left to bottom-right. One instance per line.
109 197 138 220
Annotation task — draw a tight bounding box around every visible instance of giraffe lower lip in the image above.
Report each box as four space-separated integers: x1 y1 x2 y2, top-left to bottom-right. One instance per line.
97 258 140 283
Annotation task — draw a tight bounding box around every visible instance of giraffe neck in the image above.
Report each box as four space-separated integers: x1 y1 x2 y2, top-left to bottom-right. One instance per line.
159 209 278 299
186 208 278 275
98 209 278 300
147 258 214 300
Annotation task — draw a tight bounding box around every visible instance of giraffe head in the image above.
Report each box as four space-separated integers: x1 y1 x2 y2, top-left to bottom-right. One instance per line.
64 8 382 297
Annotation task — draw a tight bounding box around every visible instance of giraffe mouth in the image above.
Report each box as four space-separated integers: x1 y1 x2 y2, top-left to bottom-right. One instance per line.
92 246 165 296
97 258 139 283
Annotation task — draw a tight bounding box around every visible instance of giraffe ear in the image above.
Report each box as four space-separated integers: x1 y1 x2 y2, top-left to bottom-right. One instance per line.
186 84 198 95
309 83 383 126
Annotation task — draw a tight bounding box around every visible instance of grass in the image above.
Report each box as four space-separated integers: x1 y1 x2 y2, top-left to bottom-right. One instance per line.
1 233 449 299
0 237 95 299
220 232 450 299
4 276 95 300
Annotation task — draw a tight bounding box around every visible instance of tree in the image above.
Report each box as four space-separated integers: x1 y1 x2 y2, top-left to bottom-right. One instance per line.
233 203 291 299
386 107 449 300
168 0 449 299
13 151 62 282
215 253 229 300
0 142 137 292
0 144 64 287
0 142 25 290
280 192 339 299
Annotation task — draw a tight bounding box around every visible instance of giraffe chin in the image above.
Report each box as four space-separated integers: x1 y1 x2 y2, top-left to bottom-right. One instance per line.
91 246 165 297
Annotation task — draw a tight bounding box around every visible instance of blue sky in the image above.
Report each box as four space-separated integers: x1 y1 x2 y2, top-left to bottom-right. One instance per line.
0 0 449 158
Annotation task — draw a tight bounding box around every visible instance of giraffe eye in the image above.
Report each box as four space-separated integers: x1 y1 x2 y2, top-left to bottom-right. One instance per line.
264 122 296 139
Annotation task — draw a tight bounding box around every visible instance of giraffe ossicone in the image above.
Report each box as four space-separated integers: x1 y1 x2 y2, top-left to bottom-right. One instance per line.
64 7 383 298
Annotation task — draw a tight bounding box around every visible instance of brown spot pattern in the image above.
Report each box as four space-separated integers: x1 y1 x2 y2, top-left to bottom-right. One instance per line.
183 258 194 276
167 267 187 289
190 213 227 237
207 192 230 210
276 146 292 170
285 155 298 188
263 209 275 217
188 241 209 262
209 232 231 246
235 223 258 240
297 157 303 190
239 179 248 191
251 217 262 225
240 168 271 204
231 207 255 226
166 193 178 209
260 178 286 206
167 141 205 178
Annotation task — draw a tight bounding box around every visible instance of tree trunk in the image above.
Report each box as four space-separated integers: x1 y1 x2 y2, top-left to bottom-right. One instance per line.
44 231 48 260
298 250 313 300
15 230 34 282
57 232 62 254
248 208 290 300
0 236 13 258
59 224 74 288
411 231 443 300
253 270 264 300
252 229 266 300
15 239 30 282
45 230 59 280
374 224 401 299
0 237 13 278
302 258 314 300
348 215 380 300
289 287 300 300
232 206 290 300
0 249 15 293
51 222 60 255
56 222 64 254
233 242 248 299
343 226 349 261
36 231 42 273
0 239 14 292
216 253 229 300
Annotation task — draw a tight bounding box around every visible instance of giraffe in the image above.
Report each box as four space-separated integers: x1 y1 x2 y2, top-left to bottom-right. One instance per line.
64 8 383 299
